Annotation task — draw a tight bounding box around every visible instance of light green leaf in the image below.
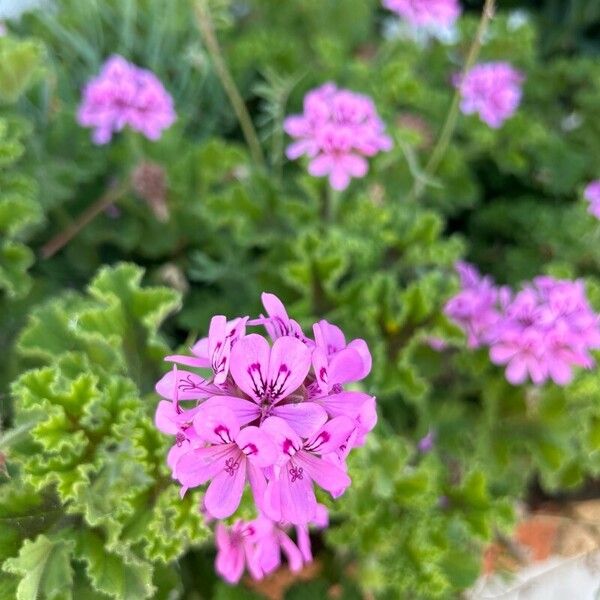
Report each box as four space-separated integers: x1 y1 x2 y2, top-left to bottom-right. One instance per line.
2 534 74 600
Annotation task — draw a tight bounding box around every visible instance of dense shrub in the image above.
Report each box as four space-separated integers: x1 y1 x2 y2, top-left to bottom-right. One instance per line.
1 1 599 598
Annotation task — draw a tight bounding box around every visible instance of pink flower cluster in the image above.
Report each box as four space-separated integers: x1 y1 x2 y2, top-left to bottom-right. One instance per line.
445 262 600 386
584 180 600 219
155 293 376 582
382 0 461 29
214 507 328 584
456 62 524 129
77 55 176 145
284 83 392 191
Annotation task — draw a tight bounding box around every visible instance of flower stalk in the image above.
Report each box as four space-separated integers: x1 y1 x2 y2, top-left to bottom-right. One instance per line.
194 0 266 168
410 0 496 201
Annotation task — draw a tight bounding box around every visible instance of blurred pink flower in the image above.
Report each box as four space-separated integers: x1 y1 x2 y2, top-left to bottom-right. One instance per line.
456 62 524 128
77 55 175 144
445 263 600 386
383 0 461 29
284 83 392 190
584 180 600 219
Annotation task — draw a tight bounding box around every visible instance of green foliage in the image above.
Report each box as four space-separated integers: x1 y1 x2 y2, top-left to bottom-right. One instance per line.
0 37 44 104
1 264 209 598
2 535 74 600
0 1 599 598
329 434 512 598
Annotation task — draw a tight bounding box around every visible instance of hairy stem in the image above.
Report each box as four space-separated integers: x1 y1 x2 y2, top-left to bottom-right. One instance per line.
410 0 496 201
41 179 128 259
194 0 266 168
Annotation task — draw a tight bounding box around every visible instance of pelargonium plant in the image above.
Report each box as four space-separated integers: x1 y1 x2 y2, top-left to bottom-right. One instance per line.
284 83 392 191
455 62 525 129
77 54 176 144
154 293 376 582
445 262 600 386
382 0 461 30
584 180 600 219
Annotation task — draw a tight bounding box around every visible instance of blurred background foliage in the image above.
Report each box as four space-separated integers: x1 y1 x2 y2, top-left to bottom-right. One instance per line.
0 0 599 598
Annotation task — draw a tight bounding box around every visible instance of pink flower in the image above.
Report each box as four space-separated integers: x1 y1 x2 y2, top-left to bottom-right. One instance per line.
456 62 524 129
446 263 600 386
284 83 392 190
77 55 175 144
383 0 461 29
154 292 377 578
215 519 268 583
176 407 277 519
262 416 353 524
584 180 600 219
214 508 328 584
444 261 506 348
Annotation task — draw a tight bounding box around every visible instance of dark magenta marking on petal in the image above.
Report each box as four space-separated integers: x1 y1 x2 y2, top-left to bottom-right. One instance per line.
214 424 231 444
242 443 258 456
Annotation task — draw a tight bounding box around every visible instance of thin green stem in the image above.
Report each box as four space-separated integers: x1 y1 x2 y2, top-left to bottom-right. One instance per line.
410 0 496 201
41 179 129 259
194 0 266 168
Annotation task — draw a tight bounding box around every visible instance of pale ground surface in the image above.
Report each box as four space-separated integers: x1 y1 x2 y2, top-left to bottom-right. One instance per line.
468 500 600 600
468 552 600 599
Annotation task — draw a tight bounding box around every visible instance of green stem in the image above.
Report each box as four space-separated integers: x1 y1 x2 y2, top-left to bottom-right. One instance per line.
40 179 129 259
410 0 496 201
194 0 266 168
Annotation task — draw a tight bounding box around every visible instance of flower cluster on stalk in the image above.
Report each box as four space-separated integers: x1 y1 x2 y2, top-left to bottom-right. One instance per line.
584 180 600 219
284 83 392 191
382 0 461 30
455 62 525 129
155 293 376 582
445 262 600 386
77 55 176 144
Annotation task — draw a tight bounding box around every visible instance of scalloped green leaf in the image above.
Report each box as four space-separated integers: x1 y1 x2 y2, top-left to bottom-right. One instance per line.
2 534 74 600
76 530 155 600
0 37 45 103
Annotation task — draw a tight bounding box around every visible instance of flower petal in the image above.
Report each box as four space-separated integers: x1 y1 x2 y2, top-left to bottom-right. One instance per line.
230 333 271 402
297 451 351 497
267 336 312 403
204 457 247 519
314 391 372 419
215 527 246 584
265 462 317 525
193 406 240 444
200 395 260 426
155 368 214 401
271 402 327 438
176 444 237 488
236 425 278 468
305 416 356 455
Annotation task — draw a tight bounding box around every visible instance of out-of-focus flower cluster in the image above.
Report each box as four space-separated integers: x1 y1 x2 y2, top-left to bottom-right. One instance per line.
77 55 175 144
456 62 525 129
445 262 600 386
155 293 376 582
284 83 392 190
584 180 600 219
382 0 461 30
